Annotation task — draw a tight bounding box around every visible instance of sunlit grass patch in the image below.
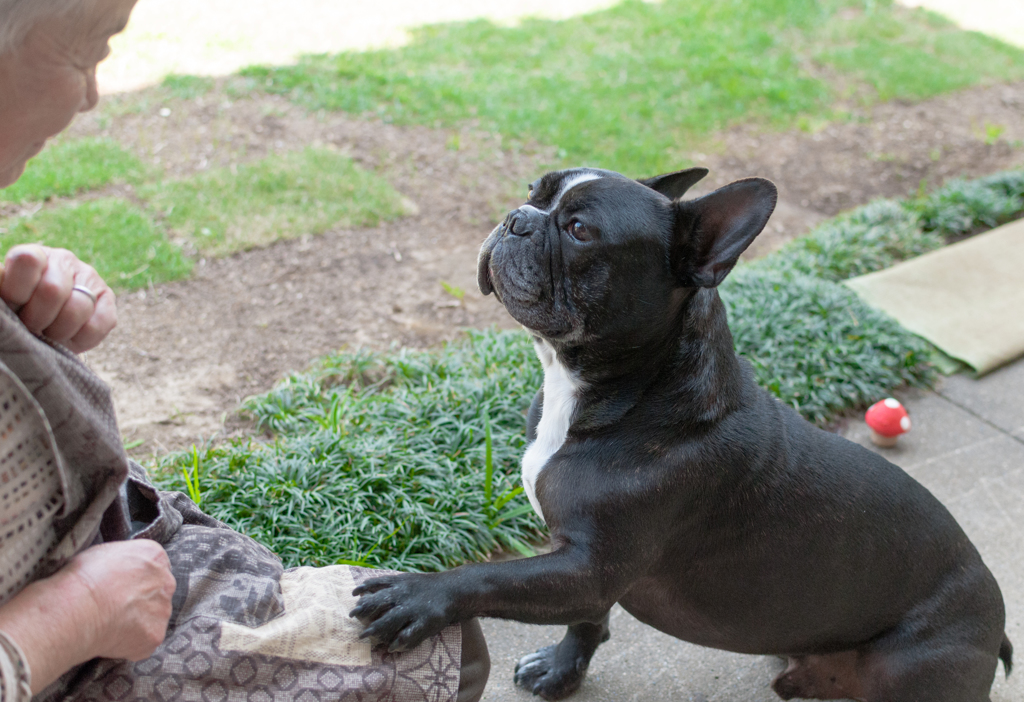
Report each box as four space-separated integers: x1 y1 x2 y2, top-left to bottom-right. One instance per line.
814 5 1024 101
161 73 216 100
0 138 148 204
237 0 1024 176
0 199 192 290
240 0 831 176
143 148 409 255
152 330 545 571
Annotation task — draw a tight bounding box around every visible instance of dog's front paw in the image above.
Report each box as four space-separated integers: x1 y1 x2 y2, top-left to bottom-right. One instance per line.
349 573 453 652
514 644 589 700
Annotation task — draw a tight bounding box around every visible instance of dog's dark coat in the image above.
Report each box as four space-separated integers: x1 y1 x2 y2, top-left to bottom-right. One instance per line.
352 167 1012 701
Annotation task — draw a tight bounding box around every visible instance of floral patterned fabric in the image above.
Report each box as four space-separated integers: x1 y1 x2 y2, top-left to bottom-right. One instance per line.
38 471 463 702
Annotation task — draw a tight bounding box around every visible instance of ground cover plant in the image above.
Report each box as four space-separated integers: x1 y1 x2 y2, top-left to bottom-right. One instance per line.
0 140 407 288
155 168 1024 569
724 166 1024 421
152 329 545 571
916 169 1024 236
764 166 1024 282
236 0 1024 176
721 269 934 425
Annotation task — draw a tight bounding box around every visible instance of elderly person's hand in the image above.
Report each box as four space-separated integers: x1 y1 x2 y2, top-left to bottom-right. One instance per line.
1 244 117 352
65 541 178 662
0 540 176 694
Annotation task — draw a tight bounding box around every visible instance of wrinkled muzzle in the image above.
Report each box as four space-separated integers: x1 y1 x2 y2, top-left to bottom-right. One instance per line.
476 207 572 337
477 205 546 296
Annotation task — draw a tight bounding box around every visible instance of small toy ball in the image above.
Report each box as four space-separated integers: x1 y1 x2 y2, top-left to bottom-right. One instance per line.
865 398 911 447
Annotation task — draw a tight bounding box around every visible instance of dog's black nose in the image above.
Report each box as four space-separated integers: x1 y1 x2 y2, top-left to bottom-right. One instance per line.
507 209 537 237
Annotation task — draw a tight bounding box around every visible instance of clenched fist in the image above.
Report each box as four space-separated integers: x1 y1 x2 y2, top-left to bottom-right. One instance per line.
67 540 177 661
0 244 117 352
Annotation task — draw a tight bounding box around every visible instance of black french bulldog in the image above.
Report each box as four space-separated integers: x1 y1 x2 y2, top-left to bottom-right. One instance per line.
352 167 1013 701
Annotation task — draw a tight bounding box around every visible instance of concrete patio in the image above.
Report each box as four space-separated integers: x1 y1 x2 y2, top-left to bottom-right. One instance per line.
478 358 1024 701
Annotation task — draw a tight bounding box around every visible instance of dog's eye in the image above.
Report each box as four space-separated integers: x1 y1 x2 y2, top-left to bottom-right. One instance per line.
568 220 593 242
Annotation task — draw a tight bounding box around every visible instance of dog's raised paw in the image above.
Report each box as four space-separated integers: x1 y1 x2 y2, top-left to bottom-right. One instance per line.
513 644 588 700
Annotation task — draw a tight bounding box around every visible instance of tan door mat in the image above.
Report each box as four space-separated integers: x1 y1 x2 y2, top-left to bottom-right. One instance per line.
844 218 1024 375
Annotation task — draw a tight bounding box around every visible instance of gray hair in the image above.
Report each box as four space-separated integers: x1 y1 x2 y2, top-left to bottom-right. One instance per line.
0 0 83 55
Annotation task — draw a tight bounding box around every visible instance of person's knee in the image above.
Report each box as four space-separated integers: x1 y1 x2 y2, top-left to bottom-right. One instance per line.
458 619 490 702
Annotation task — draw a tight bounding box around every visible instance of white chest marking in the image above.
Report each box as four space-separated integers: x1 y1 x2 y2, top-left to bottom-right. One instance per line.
522 341 582 523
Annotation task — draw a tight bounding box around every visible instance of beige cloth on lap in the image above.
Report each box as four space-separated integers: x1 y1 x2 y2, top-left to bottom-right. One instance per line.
845 218 1024 375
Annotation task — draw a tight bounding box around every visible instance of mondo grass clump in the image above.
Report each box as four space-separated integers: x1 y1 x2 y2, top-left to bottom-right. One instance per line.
152 329 545 572
721 269 934 425
916 169 1024 236
728 166 1024 419
764 199 945 282
765 166 1024 282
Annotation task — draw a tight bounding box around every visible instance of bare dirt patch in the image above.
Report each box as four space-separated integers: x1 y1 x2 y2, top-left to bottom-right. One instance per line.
62 80 1024 457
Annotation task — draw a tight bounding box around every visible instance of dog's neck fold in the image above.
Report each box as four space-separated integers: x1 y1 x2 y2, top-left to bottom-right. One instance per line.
546 286 743 433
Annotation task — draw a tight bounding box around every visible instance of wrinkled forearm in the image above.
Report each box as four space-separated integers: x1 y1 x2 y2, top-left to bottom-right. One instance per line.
0 566 97 694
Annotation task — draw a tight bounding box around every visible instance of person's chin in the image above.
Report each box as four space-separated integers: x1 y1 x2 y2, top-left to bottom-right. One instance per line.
0 142 46 189
0 160 28 189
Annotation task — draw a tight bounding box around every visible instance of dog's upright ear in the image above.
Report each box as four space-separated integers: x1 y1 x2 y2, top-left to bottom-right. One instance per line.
671 178 777 288
638 167 709 201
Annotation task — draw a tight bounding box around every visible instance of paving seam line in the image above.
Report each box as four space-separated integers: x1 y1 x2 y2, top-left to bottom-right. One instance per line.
935 389 1024 449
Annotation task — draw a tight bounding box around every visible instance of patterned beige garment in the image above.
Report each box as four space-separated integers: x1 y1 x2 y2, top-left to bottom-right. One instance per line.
0 373 64 607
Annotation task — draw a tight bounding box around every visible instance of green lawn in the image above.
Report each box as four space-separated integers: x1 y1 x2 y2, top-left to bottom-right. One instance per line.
816 6 1024 101
0 199 192 287
3 0 1022 287
0 143 408 288
143 148 411 256
238 0 1024 176
0 138 148 204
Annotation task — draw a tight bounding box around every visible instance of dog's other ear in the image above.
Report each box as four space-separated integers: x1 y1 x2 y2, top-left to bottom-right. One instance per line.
672 178 777 288
638 167 709 200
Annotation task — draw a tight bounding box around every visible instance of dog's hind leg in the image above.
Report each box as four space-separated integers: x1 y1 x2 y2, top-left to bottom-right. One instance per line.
854 613 1005 702
513 611 611 700
858 641 1000 702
